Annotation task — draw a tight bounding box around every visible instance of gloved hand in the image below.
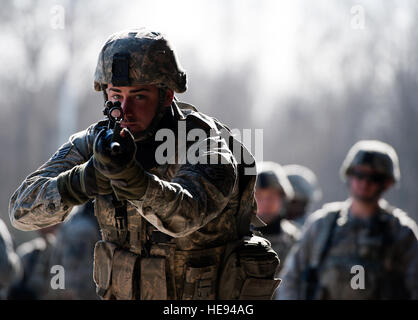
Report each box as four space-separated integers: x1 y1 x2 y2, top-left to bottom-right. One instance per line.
93 127 149 200
57 157 113 206
92 127 136 175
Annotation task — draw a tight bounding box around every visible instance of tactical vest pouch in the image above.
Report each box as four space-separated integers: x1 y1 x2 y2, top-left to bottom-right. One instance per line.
140 257 167 300
182 264 217 300
174 245 225 300
93 240 118 299
111 249 140 300
93 240 140 300
218 236 281 300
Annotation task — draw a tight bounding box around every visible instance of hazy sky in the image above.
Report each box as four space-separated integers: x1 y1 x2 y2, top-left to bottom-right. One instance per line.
0 0 414 121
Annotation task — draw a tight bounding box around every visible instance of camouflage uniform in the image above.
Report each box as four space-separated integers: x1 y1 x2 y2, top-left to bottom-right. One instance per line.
50 201 101 299
278 199 418 299
9 100 271 299
278 141 418 300
8 233 57 299
0 218 21 299
254 162 300 274
9 28 279 300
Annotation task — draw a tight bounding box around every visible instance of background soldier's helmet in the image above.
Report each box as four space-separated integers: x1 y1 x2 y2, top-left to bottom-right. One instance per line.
283 164 322 203
94 28 187 93
340 140 401 183
256 161 294 200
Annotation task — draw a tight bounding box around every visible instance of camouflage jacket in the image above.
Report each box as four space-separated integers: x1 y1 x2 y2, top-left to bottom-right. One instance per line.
49 202 101 300
277 199 418 300
0 218 21 299
9 101 258 299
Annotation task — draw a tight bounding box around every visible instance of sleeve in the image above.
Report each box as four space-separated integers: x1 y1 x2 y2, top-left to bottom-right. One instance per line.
276 213 322 300
397 219 418 299
130 134 238 238
8 125 97 231
0 219 22 291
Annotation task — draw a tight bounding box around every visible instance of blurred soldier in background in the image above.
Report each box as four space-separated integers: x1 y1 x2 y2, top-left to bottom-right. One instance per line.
8 225 59 299
254 161 300 272
50 200 100 299
0 218 21 299
283 164 322 229
278 140 418 300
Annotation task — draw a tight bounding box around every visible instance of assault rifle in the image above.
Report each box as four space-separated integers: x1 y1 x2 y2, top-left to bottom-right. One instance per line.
102 100 124 155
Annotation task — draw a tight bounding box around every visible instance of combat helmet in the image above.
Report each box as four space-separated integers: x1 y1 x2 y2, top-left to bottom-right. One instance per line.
256 161 294 200
94 28 186 93
340 140 400 184
283 164 322 203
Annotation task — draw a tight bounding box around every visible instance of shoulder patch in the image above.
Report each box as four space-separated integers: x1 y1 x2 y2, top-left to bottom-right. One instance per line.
50 143 72 161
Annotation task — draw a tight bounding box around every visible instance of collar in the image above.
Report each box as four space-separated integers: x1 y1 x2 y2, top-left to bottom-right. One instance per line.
172 100 197 121
344 197 390 226
172 100 186 120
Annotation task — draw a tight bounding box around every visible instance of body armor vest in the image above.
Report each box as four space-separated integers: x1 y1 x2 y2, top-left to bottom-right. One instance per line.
314 202 410 300
92 102 276 300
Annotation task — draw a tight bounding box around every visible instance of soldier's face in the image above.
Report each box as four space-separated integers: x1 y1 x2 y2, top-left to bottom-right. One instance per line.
107 84 174 133
255 188 283 224
348 165 392 202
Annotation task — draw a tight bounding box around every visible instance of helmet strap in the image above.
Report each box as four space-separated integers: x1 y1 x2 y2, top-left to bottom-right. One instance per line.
101 84 108 102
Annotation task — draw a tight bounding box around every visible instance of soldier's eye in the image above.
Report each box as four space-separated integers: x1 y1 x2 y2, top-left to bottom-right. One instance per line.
111 94 122 100
135 94 145 100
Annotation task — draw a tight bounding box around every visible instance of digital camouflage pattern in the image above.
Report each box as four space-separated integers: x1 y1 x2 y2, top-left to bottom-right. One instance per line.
9 101 259 300
277 199 418 300
94 28 187 93
49 202 101 299
0 218 21 299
